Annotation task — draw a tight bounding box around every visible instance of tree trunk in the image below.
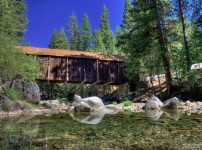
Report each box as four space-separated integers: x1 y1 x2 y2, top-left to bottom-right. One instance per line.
153 0 174 94
178 0 191 72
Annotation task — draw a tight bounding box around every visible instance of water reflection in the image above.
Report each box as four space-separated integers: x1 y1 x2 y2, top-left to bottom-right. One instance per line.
71 112 105 124
0 110 201 149
0 114 39 150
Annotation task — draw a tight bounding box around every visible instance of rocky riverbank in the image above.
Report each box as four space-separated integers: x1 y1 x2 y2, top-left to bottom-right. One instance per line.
1 95 202 116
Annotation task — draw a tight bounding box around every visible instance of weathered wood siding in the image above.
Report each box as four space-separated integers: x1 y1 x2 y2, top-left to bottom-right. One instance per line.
36 56 125 84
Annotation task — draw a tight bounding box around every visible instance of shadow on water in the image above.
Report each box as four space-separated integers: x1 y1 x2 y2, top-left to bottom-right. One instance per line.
0 110 201 149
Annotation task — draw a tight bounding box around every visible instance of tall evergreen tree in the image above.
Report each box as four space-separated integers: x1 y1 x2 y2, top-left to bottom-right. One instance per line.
81 13 93 51
67 13 81 50
121 0 133 33
55 27 70 49
48 28 57 48
100 5 116 54
94 30 106 53
116 0 134 54
117 0 175 93
177 0 191 71
0 0 40 82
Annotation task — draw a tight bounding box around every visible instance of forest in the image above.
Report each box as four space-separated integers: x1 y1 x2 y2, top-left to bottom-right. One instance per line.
0 0 202 101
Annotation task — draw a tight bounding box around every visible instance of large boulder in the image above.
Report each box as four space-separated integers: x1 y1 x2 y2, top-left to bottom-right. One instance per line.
10 78 40 104
74 95 106 112
74 102 91 112
144 96 163 109
162 97 179 109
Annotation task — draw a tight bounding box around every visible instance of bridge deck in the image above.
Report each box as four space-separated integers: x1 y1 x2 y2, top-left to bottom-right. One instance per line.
18 46 126 85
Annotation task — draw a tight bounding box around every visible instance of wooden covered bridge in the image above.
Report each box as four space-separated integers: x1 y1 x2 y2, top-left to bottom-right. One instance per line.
18 46 126 85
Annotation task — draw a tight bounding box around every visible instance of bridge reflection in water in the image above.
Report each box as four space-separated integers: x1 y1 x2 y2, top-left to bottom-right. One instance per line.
18 46 126 85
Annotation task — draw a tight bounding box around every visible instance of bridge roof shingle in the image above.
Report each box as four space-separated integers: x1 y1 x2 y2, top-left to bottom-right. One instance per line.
17 46 125 62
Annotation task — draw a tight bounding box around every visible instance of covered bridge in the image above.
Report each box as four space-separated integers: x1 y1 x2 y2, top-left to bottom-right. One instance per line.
18 46 126 85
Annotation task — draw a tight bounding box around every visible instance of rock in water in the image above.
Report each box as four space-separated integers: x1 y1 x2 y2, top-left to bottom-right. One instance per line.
74 102 91 112
10 78 40 104
144 96 163 109
162 97 179 109
74 95 105 112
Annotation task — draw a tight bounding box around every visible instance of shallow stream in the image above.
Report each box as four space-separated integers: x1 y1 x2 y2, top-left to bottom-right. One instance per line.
0 110 201 150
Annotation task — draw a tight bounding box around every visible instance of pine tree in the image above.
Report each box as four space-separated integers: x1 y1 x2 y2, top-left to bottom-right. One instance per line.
0 0 40 82
177 0 191 71
100 5 116 54
81 13 93 51
49 29 57 48
121 0 133 33
94 30 106 53
77 32 83 50
117 0 175 93
67 13 80 50
116 0 134 54
55 27 70 49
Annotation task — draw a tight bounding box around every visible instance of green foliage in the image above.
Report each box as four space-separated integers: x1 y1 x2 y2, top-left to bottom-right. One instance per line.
49 28 57 48
57 98 67 103
55 27 70 49
160 91 170 101
81 14 93 51
67 13 82 50
94 30 106 53
122 100 132 107
99 5 116 54
3 88 21 100
0 0 41 82
38 82 98 100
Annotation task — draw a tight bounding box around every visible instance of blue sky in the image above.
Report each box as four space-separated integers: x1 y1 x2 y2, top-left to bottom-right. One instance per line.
24 0 125 48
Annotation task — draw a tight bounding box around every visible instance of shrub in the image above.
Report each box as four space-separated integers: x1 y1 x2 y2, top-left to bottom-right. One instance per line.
3 88 21 100
123 100 132 107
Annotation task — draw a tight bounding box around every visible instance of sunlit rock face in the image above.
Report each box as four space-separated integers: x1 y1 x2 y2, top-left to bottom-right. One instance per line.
74 95 106 112
10 78 40 104
144 96 163 109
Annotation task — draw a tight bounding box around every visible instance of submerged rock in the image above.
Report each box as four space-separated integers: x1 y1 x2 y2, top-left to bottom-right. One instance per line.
145 109 163 120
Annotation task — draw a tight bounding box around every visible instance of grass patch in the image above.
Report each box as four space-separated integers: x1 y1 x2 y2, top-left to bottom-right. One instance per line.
123 110 133 116
123 100 132 107
3 88 21 100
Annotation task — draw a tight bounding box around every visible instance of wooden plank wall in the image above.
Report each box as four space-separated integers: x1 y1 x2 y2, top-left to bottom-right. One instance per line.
37 56 125 84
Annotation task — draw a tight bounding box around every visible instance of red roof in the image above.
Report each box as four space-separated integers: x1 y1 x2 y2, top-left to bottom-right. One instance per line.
17 46 125 62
